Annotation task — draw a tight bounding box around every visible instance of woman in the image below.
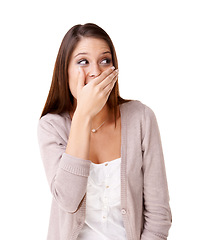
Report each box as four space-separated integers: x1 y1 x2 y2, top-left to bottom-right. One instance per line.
37 23 172 240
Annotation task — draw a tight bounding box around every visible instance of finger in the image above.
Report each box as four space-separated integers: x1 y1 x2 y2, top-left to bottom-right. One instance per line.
93 66 116 85
103 74 118 95
100 69 119 89
77 67 86 91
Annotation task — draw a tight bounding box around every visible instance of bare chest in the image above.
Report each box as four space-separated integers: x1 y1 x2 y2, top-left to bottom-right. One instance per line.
89 120 121 164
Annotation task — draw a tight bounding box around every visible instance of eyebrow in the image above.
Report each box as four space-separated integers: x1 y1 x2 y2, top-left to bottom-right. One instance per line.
74 51 111 58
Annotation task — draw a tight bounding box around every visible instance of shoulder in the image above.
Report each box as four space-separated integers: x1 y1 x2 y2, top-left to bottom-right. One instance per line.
37 112 70 137
122 99 156 120
38 112 67 123
39 111 70 124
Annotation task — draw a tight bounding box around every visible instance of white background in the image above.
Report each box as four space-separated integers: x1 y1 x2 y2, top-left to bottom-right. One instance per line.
0 0 208 239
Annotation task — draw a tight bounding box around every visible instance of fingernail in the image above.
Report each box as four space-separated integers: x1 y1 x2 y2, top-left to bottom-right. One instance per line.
111 66 115 70
115 69 119 73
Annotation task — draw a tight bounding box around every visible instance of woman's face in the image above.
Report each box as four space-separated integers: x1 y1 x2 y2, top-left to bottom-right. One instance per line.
68 37 113 100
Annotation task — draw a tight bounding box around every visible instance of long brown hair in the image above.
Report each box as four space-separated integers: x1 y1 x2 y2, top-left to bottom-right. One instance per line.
40 23 132 127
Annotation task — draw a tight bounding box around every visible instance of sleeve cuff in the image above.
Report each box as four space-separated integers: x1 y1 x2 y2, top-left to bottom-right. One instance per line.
59 152 92 177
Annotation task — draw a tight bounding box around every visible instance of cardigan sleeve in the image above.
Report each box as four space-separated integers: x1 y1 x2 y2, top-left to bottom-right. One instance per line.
140 105 172 240
37 116 91 213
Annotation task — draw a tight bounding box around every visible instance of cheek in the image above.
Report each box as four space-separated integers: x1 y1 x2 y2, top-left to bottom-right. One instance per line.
68 68 81 97
68 68 78 83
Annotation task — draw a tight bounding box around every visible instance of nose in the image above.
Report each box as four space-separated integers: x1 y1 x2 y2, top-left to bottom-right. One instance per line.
87 63 102 80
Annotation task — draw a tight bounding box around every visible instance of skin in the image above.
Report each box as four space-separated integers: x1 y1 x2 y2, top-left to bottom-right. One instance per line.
68 37 119 129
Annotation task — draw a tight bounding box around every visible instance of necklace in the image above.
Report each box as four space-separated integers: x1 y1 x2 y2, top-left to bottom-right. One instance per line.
69 111 108 133
91 119 107 133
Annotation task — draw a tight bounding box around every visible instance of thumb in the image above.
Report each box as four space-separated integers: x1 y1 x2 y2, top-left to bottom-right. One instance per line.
77 67 85 91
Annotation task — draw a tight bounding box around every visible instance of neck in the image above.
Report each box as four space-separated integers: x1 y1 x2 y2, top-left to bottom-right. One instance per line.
91 104 112 129
71 100 113 127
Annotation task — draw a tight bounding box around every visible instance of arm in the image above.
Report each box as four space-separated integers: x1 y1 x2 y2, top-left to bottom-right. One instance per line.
65 109 92 159
37 109 92 213
141 105 172 240
37 67 117 214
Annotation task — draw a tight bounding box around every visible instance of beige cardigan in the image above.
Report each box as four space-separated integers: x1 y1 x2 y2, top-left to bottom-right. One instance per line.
37 99 172 240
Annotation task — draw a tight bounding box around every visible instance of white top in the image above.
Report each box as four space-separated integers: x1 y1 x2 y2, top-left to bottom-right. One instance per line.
77 157 127 240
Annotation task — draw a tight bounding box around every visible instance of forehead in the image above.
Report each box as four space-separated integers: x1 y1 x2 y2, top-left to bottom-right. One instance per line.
73 37 111 55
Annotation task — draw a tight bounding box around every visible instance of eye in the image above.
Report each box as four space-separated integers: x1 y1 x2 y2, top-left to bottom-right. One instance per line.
101 58 112 65
77 59 89 65
77 57 112 66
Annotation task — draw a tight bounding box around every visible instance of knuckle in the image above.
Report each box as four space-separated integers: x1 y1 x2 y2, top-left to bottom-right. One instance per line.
91 81 96 87
95 85 101 93
113 71 118 76
101 70 107 77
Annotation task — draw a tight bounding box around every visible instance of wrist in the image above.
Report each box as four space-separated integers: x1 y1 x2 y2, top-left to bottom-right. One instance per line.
74 108 93 124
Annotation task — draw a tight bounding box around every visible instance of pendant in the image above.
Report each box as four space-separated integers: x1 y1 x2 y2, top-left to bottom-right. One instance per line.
91 129 97 133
